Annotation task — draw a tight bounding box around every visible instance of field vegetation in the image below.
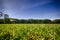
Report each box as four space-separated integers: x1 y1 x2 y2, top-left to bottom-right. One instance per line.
0 24 60 40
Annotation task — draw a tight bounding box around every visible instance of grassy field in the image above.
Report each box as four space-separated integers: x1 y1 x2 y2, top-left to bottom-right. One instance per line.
0 24 60 40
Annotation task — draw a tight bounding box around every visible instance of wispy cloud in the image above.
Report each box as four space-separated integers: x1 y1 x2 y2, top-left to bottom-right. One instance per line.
2 0 60 19
4 0 52 11
23 1 51 9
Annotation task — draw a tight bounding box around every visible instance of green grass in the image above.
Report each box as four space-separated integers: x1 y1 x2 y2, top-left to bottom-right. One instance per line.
0 24 60 40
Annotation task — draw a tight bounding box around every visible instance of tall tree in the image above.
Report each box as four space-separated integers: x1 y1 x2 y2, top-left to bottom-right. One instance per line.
4 14 9 18
0 12 4 24
4 14 9 24
0 12 3 18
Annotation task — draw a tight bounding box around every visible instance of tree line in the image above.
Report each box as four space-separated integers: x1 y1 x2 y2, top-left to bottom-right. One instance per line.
0 12 60 24
0 18 60 24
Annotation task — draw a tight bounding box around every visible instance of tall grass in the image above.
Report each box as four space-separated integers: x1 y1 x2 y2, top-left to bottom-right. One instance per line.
0 24 60 40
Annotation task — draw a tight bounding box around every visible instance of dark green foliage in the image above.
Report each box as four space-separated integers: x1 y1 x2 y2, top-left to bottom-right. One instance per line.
41 19 51 24
0 19 4 24
53 19 60 24
0 18 60 24
0 32 10 40
4 18 11 24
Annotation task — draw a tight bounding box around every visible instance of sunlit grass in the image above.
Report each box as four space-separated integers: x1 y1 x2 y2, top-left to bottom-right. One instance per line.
0 24 60 40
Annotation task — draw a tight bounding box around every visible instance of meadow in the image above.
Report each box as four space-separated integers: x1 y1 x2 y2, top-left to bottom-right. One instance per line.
0 24 60 40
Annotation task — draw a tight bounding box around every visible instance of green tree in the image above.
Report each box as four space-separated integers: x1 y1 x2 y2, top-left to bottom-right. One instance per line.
0 12 3 17
0 19 4 24
0 12 4 24
53 19 60 24
42 19 51 24
4 14 9 24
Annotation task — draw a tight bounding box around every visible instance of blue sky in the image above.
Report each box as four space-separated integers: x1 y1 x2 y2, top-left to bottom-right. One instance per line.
0 0 60 19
